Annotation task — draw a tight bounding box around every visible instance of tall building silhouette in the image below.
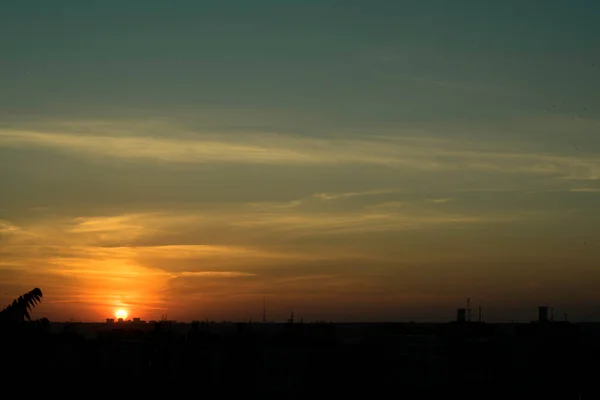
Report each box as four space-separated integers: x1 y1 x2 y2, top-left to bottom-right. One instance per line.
538 306 549 322
456 308 467 322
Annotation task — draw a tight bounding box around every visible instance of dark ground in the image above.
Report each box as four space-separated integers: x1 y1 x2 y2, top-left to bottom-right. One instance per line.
3 320 599 398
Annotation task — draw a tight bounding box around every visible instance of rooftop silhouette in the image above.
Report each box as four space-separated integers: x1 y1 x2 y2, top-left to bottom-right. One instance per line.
2 289 599 398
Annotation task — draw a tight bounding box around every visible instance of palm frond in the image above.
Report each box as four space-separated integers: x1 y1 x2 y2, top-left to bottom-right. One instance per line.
0 288 44 323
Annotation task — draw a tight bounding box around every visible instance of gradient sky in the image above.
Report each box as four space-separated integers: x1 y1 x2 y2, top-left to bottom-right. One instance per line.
1 0 599 323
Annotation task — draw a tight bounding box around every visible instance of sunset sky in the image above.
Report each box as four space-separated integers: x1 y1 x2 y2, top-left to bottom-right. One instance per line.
1 1 599 323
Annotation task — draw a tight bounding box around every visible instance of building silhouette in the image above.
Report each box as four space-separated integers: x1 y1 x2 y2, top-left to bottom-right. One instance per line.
538 306 549 322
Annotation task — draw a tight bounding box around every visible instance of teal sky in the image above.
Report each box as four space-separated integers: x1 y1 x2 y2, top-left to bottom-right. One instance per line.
1 1 599 322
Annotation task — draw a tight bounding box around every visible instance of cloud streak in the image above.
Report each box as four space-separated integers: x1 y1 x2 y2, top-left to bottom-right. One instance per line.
1 126 599 180
172 271 257 278
313 189 401 201
569 188 600 193
427 198 454 204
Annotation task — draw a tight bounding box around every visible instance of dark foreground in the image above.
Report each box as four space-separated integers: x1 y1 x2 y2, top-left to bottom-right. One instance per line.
3 320 600 398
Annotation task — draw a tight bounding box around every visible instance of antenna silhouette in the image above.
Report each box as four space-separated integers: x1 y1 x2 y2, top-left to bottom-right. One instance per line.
467 298 471 322
263 297 266 323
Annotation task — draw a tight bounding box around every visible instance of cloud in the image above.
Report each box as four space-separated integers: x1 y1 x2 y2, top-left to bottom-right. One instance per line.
426 198 454 204
313 189 401 201
0 203 540 297
247 189 403 211
526 187 600 194
1 124 599 181
247 200 303 209
1 196 548 255
568 188 600 193
0 204 584 321
172 271 257 278
271 274 339 285
229 209 534 238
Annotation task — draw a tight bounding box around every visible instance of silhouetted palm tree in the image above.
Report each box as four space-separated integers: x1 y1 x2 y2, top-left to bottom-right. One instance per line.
0 288 43 324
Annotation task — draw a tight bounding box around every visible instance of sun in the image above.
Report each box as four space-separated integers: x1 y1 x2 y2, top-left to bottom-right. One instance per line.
115 309 128 320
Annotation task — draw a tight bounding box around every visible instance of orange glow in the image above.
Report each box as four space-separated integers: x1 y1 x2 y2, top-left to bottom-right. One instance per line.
115 309 128 320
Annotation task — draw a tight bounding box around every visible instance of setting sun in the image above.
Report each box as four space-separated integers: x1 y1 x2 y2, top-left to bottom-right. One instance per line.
115 309 128 320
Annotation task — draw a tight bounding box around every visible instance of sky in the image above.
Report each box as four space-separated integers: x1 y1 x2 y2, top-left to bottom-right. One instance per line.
1 0 599 323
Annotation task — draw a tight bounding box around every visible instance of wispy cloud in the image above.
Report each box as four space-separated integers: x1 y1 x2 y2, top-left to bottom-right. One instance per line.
247 200 303 209
568 188 600 193
0 221 20 233
272 274 339 285
247 189 402 210
230 210 534 238
1 125 599 180
313 189 401 201
526 187 600 194
426 198 454 204
0 203 540 283
0 204 581 321
172 271 257 278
